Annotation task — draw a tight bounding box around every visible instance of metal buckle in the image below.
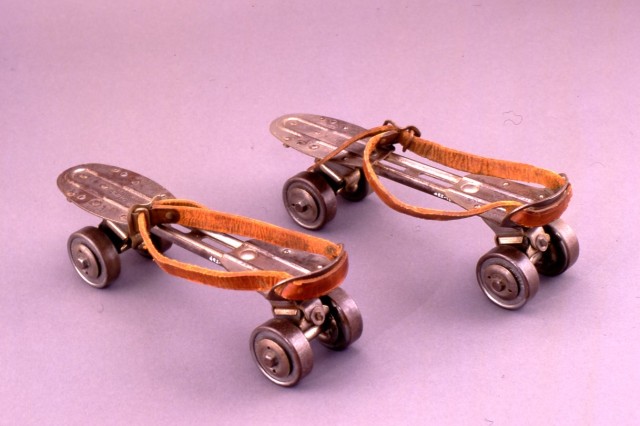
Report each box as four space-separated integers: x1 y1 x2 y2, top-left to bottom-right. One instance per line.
127 200 153 249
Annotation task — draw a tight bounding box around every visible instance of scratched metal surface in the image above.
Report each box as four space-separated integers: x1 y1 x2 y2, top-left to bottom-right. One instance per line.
272 113 368 159
57 163 174 223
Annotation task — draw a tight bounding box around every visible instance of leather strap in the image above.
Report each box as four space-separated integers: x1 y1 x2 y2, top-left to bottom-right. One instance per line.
134 199 348 301
313 123 571 227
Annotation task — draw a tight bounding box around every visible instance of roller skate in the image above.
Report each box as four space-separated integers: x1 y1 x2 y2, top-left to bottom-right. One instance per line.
271 114 579 310
58 163 362 386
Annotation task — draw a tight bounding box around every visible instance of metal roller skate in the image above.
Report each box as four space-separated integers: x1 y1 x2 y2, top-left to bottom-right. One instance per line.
58 163 362 386
271 114 579 310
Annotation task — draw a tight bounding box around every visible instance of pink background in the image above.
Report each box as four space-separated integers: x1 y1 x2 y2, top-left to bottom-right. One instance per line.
2 1 638 424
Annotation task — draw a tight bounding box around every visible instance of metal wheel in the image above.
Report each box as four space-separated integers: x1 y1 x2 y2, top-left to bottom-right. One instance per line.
67 226 121 289
318 288 363 350
535 219 580 277
250 318 314 387
339 168 371 202
282 171 337 230
135 233 173 259
476 246 539 310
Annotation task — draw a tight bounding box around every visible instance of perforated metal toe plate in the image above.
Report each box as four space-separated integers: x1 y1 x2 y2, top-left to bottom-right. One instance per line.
57 163 174 224
270 113 369 160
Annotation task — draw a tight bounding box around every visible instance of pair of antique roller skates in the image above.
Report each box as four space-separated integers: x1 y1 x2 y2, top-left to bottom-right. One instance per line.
58 114 578 387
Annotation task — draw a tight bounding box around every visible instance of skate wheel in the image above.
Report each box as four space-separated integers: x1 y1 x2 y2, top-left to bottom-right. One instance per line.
67 226 121 289
135 233 173 259
476 246 539 310
282 171 337 230
250 318 313 387
339 168 371 202
318 288 363 350
535 219 579 276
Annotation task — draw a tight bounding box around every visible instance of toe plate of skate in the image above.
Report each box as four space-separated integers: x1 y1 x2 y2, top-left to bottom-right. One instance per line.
272 114 369 166
57 163 174 224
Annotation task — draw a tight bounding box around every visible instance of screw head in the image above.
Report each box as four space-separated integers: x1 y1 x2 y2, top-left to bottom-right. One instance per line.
310 306 326 325
483 264 518 300
255 338 290 378
535 233 551 252
71 243 100 279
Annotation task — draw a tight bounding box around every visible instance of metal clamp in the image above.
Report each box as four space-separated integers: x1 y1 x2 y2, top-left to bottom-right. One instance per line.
266 249 345 302
501 174 571 227
127 201 153 249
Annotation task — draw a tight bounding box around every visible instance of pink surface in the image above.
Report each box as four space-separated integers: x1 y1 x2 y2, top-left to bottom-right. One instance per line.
1 1 639 424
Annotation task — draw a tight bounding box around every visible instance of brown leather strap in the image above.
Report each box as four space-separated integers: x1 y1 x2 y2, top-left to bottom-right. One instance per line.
314 123 571 227
135 199 347 300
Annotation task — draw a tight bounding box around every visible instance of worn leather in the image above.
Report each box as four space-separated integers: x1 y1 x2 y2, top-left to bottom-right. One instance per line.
314 123 571 227
135 199 347 300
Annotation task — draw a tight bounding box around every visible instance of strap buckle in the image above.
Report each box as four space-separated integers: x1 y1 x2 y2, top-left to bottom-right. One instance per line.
127 200 153 249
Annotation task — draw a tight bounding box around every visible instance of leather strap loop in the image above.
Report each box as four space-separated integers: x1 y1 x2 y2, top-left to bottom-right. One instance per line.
314 123 572 227
136 199 347 301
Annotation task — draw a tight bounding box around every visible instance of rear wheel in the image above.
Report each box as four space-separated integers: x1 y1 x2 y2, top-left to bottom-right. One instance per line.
476 246 539 310
318 288 363 350
250 318 313 387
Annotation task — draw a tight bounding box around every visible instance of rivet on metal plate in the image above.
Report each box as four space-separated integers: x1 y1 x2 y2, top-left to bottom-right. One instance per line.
240 250 257 261
461 183 479 194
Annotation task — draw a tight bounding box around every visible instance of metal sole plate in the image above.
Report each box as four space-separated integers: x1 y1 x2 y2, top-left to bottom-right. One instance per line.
271 114 556 225
57 163 174 223
271 113 369 160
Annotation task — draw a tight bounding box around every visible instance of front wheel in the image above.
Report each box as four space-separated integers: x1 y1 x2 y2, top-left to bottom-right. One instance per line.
67 226 121 289
339 168 371 202
135 233 173 259
282 171 337 230
476 246 539 310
